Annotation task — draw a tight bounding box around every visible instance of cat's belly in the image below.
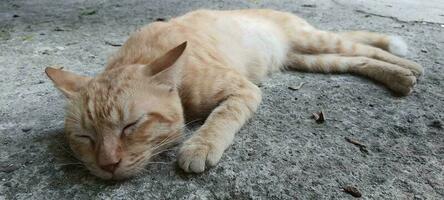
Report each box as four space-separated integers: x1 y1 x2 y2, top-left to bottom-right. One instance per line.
210 14 289 83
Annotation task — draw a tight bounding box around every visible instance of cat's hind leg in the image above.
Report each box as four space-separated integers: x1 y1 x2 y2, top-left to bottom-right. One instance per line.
290 30 423 77
178 73 262 173
285 54 416 95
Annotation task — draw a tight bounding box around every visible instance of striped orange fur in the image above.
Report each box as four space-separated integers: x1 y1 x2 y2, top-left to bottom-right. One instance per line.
45 9 423 179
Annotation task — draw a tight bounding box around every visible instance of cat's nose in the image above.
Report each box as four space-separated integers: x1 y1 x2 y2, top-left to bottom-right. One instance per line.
99 159 121 173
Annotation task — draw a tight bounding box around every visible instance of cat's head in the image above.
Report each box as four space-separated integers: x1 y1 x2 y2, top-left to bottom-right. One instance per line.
45 42 187 180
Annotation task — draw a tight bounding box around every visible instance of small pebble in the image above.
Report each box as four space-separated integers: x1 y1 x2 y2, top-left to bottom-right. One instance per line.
0 164 19 173
342 186 362 197
3 182 12 187
21 127 32 132
312 111 325 123
301 4 316 8
430 120 443 129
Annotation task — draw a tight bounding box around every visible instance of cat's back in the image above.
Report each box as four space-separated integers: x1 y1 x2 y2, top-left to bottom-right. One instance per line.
109 9 292 81
173 9 290 80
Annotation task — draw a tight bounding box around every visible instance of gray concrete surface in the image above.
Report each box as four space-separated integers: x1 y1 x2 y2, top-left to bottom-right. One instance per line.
335 0 444 24
0 0 443 199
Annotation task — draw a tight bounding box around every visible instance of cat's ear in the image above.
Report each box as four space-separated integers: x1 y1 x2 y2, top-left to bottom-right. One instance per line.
45 67 92 98
147 41 187 86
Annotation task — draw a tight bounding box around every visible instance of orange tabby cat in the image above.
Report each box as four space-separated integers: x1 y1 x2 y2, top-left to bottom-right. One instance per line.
45 9 423 179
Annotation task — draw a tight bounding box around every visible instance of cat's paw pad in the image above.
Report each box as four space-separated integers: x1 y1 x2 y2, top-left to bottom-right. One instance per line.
178 139 223 173
390 69 417 96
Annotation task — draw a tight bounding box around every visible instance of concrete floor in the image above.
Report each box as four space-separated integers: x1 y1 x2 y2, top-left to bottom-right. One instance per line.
0 0 443 199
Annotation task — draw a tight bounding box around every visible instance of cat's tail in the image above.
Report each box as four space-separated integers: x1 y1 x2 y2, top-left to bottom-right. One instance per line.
337 31 408 57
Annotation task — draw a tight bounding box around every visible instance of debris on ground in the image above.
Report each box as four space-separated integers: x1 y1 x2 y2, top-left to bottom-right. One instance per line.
429 120 443 129
312 111 325 123
301 4 316 8
21 127 32 132
345 137 369 154
342 186 362 197
22 35 33 41
105 41 123 47
0 164 20 173
80 9 97 16
288 82 305 91
53 27 70 32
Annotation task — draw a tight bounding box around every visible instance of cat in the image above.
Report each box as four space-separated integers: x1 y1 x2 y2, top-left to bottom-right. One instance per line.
45 9 423 180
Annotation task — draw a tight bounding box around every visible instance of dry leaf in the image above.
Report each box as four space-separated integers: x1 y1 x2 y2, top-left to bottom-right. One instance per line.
312 111 325 123
0 164 19 173
345 137 369 154
342 186 362 197
105 41 123 47
288 82 305 91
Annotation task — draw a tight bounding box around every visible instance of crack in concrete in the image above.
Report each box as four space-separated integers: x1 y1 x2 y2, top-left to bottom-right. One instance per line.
331 0 444 26
355 9 444 26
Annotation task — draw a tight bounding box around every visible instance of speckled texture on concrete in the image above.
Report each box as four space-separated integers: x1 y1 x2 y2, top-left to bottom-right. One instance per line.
0 0 443 199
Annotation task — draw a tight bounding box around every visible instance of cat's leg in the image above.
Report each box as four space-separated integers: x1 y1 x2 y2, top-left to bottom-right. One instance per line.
259 10 422 76
178 78 262 173
337 31 408 57
286 54 416 95
290 30 423 77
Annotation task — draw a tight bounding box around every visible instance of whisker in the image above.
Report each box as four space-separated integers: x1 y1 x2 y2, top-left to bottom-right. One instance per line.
184 118 203 126
150 134 178 150
150 148 176 158
53 143 79 159
149 138 182 155
56 162 83 165
149 132 184 152
55 163 83 167
138 146 175 167
129 119 204 171
146 161 170 165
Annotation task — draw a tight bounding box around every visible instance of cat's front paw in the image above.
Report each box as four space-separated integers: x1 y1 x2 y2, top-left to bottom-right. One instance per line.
178 138 223 173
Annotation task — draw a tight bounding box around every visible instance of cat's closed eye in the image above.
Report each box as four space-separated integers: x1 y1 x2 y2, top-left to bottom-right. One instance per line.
122 122 138 136
76 135 95 145
122 115 146 136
